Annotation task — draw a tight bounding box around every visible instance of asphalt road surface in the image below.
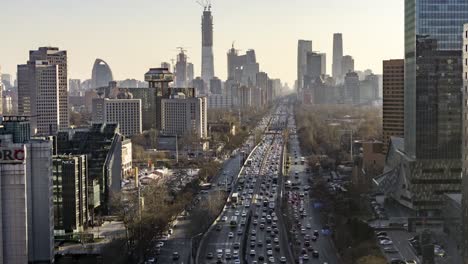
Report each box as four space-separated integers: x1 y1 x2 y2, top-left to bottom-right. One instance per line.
285 115 341 264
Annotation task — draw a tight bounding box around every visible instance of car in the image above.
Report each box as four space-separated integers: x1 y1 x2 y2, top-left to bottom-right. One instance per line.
207 252 214 259
147 257 156 263
234 242 240 249
303 254 309 260
380 239 393 245
228 232 234 238
156 241 164 248
250 249 256 256
275 244 281 251
405 260 417 264
172 252 180 260
377 235 390 241
313 230 319 236
235 211 240 216
376 231 388 236
216 225 222 231
311 235 317 241
389 258 405 264
312 250 319 258
258 255 265 261
268 256 275 263
237 229 243 235
384 246 398 253
221 216 228 222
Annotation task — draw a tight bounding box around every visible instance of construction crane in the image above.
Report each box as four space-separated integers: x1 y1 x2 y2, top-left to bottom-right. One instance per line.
176 47 188 54
196 0 211 11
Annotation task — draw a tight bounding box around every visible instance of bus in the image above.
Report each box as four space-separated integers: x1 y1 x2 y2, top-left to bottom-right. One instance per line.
230 216 238 227
231 193 239 205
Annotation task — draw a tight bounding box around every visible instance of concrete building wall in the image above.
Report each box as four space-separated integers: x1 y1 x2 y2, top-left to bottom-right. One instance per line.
383 59 404 153
103 99 142 137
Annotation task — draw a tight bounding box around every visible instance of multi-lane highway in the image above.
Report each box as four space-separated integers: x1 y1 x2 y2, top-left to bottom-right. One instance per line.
197 105 291 264
285 112 341 264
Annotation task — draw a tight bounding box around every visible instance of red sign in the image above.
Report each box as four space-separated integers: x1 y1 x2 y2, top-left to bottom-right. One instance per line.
0 148 25 163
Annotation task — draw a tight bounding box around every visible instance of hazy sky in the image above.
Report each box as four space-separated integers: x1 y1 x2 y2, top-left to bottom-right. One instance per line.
1 0 403 85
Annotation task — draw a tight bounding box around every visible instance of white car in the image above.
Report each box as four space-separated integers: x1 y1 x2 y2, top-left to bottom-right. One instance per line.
228 232 234 238
380 239 393 245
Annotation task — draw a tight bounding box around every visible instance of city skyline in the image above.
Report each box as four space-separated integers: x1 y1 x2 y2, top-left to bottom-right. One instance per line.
1 0 403 85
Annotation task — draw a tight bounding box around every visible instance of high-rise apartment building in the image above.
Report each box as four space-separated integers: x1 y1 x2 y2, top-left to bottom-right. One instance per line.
0 116 54 264
382 59 404 154
402 0 468 211
91 58 113 89
18 47 69 135
341 55 354 76
201 6 215 87
297 40 313 93
332 33 343 81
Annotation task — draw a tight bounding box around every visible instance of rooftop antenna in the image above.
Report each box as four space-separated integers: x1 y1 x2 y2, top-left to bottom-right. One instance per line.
196 0 211 11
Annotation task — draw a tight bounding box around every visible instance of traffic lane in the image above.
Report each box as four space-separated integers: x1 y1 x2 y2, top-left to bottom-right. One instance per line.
157 238 190 264
385 230 420 263
288 149 339 263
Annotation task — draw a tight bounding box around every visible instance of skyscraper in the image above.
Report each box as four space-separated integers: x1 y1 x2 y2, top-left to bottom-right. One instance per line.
18 47 70 135
403 0 468 211
18 47 69 134
382 59 404 154
344 71 359 105
91 58 113 89
306 52 323 81
175 50 188 87
297 40 313 93
341 55 354 76
187 62 194 85
201 5 215 87
0 117 54 263
462 24 468 263
332 33 343 81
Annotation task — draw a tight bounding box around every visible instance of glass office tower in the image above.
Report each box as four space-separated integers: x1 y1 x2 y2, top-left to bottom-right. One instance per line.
404 0 468 210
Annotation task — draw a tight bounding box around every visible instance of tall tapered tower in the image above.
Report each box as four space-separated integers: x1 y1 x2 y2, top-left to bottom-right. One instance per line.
201 2 214 87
